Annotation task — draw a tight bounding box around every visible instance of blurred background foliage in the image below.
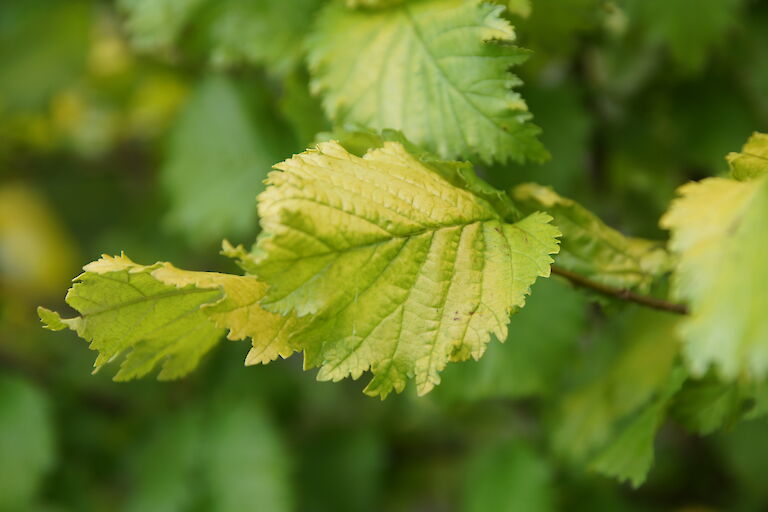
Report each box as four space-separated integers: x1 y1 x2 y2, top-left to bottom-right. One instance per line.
1 0 768 510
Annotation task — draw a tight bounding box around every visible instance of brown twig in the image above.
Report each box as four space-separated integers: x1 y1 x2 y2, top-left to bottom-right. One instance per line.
550 265 689 315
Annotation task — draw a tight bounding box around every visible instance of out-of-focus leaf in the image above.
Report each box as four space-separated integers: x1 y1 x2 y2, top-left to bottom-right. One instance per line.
462 440 554 512
513 183 671 292
161 74 289 245
717 418 768 505
520 0 602 58
435 277 587 401
205 400 292 512
254 141 559 398
346 0 404 8
207 0 322 75
491 81 591 194
671 375 750 435
298 428 384 512
0 1 90 110
0 184 77 297
552 309 680 461
308 0 546 164
124 409 202 512
120 0 321 76
621 0 743 72
661 174 768 380
0 376 54 510
119 0 206 51
125 399 292 512
279 69 330 147
500 0 532 18
727 132 768 181
590 368 685 488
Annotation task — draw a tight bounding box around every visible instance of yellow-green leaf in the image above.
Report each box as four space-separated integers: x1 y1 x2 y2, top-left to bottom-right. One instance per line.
513 183 671 292
727 131 768 181
254 141 560 398
308 0 546 164
39 254 295 380
661 175 768 380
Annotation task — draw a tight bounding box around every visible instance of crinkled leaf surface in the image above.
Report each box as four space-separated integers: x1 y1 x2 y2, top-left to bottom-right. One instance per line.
728 132 768 181
513 183 671 292
661 175 768 380
254 141 560 397
39 254 295 379
435 277 586 402
308 0 546 164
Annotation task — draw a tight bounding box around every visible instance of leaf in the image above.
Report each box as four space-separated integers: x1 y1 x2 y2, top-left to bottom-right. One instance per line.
491 81 591 193
39 254 295 380
346 0 405 8
435 277 587 401
125 409 202 512
660 175 768 380
513 183 671 292
671 375 750 435
205 400 293 512
590 368 686 488
254 141 560 398
727 132 768 181
279 69 330 147
297 428 385 511
519 0 602 58
0 184 78 297
499 0 532 18
552 309 680 461
161 74 290 245
307 0 546 164
462 440 554 512
206 0 323 75
119 0 206 51
717 417 768 502
622 0 743 72
0 376 54 511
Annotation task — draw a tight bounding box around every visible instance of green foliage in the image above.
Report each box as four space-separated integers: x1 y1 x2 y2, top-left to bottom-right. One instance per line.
119 0 321 75
308 0 546 164
124 397 291 512
253 140 559 397
436 277 587 401
161 74 290 245
119 0 206 51
728 132 768 181
462 440 554 512
8 0 768 505
39 254 296 379
661 174 768 380
205 400 293 511
513 183 671 292
552 309 680 464
621 0 742 72
590 368 685 488
0 376 54 511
